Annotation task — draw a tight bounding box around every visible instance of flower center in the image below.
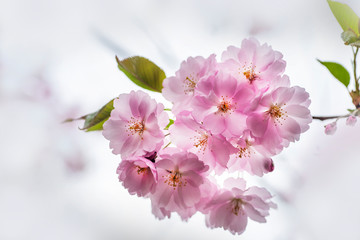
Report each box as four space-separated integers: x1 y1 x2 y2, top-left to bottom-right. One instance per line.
241 64 258 83
136 166 148 175
231 198 244 216
238 140 252 158
183 75 198 94
127 117 145 138
217 96 233 114
193 132 209 152
243 70 257 83
266 103 287 125
163 170 187 190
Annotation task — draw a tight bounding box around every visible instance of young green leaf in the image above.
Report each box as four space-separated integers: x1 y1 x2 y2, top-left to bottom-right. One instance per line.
116 56 166 93
82 99 114 131
327 0 359 35
64 99 114 132
317 59 350 87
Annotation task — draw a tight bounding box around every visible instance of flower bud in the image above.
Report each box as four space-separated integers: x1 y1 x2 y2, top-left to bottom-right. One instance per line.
346 115 357 126
324 121 337 135
264 158 274 173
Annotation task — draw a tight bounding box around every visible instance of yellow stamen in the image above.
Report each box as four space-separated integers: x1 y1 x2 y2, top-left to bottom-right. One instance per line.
163 170 187 190
127 117 145 138
266 103 288 125
231 198 245 216
183 75 198 94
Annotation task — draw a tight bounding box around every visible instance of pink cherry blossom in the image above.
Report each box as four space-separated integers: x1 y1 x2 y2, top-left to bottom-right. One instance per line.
99 38 314 234
324 121 337 135
169 112 236 173
162 54 217 115
117 154 158 197
204 178 276 235
227 130 274 176
346 115 357 126
103 90 169 158
192 71 254 137
221 38 286 92
247 86 312 155
150 150 210 220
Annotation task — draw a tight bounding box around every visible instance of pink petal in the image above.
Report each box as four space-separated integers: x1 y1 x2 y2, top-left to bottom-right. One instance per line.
243 204 266 223
247 113 269 138
228 212 248 235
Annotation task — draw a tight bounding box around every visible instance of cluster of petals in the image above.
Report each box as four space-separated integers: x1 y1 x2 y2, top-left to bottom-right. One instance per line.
163 38 312 175
102 38 312 235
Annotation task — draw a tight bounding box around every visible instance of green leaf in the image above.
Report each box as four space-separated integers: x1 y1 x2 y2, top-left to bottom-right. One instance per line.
327 0 360 35
64 99 114 132
164 119 174 130
116 56 166 93
82 99 114 131
317 59 350 87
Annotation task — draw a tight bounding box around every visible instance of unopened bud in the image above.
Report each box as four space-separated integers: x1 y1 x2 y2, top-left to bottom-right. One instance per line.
324 121 337 135
346 115 357 126
264 159 274 173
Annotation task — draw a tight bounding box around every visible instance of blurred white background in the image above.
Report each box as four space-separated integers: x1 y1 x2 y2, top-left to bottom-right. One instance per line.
1 0 360 239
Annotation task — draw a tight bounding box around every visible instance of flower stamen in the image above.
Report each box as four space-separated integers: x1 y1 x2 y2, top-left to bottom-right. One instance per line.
193 132 209 152
127 117 145 138
163 170 187 190
183 74 198 94
241 63 258 83
217 96 233 114
231 198 245 216
266 103 288 125
237 140 252 158
136 166 148 175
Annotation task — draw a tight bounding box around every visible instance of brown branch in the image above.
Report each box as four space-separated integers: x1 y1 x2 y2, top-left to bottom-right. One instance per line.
312 114 349 121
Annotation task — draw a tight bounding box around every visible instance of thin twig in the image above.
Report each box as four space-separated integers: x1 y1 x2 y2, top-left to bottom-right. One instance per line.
353 46 359 94
312 114 349 121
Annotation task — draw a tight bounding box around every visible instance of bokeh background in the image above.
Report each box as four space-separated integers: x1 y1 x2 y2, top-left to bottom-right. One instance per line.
1 0 360 239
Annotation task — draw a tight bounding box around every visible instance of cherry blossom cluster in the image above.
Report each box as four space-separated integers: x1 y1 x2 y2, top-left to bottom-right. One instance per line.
102 38 312 235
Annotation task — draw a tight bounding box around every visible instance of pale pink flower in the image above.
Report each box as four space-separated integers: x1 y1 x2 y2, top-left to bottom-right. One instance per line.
150 150 209 220
204 178 276 235
103 90 169 158
346 115 357 126
169 112 236 173
192 71 254 137
324 121 337 135
227 131 274 176
117 154 158 197
247 86 312 155
221 38 286 92
162 54 217 114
